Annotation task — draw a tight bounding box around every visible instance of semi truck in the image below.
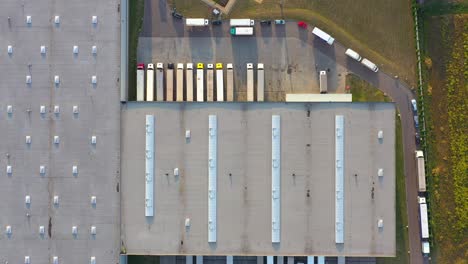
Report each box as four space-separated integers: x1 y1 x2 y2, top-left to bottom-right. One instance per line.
156 63 164 101
176 63 184 101
257 63 264 101
216 63 224 101
247 63 254 102
345 48 362 61
230 19 254 26
312 27 335 45
146 63 154 101
226 63 234 101
166 63 174 101
185 18 209 26
230 27 254 36
418 197 430 255
186 63 194 101
319 71 328 94
416 151 426 192
207 64 214 101
196 63 204 101
361 58 379 72
136 63 145 101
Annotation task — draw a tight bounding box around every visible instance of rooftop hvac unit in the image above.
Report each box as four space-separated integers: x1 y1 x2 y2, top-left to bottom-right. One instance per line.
90 225 96 235
6 165 12 175
53 256 59 264
26 136 32 144
41 46 46 54
91 136 97 145
39 225 45 235
5 225 12 234
92 16 98 24
40 105 46 114
90 257 96 264
90 196 97 205
54 136 60 144
73 105 79 114
378 130 383 139
174 168 179 176
7 45 13 54
378 219 384 228
54 16 60 24
91 75 97 84
25 195 31 205
54 105 60 114
26 16 32 24
54 75 60 84
26 75 32 84
25 256 30 264
7 105 13 114
378 168 384 177
73 45 79 54
39 165 45 175
72 226 78 235
72 166 78 175
185 218 191 227
185 130 191 139
53 195 59 205
92 46 97 54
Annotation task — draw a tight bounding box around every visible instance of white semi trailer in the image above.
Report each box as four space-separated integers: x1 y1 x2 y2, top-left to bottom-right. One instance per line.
146 64 154 101
156 63 164 101
416 150 426 192
230 27 254 36
230 19 254 26
226 63 234 101
216 63 224 101
186 18 209 26
196 63 204 101
257 63 264 101
186 63 194 101
247 63 254 102
319 71 328 94
176 63 184 101
136 63 145 101
207 64 214 101
166 63 174 101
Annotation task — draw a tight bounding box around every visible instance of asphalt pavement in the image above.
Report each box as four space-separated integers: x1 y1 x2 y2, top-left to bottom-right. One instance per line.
140 1 426 263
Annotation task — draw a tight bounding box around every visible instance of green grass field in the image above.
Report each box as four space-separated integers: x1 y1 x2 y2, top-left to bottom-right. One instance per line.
348 74 409 264
128 0 145 101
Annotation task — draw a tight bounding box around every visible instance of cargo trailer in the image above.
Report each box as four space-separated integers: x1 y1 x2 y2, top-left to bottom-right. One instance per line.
216 63 224 101
166 63 174 101
146 64 154 101
186 63 194 101
257 63 264 101
416 151 426 192
186 18 209 26
312 27 335 45
176 63 184 101
226 63 234 101
207 64 214 101
156 63 164 101
196 63 204 101
247 63 254 101
345 48 362 61
230 27 254 36
136 63 145 101
361 58 379 72
230 19 254 26
319 71 328 94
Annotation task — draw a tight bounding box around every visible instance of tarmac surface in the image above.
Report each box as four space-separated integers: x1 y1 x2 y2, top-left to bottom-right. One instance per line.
139 1 426 263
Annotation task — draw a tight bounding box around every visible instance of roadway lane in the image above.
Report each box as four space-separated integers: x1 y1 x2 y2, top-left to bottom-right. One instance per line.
140 1 424 263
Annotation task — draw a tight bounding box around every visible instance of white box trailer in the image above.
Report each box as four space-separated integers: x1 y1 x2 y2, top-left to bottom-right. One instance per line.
419 202 429 239
226 63 234 101
345 48 362 61
416 150 426 192
176 63 184 101
207 64 214 101
216 64 224 101
196 63 204 101
230 19 254 26
156 63 164 101
247 63 254 102
312 27 335 45
146 64 154 101
186 18 209 26
136 64 145 101
257 63 264 101
230 27 254 36
361 58 379 72
186 63 194 101
166 65 174 101
319 71 328 94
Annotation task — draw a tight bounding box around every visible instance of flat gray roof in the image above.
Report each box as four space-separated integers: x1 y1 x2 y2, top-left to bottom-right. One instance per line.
121 102 395 256
0 0 120 262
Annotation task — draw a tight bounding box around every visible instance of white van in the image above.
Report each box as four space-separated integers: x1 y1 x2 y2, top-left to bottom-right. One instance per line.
345 49 362 61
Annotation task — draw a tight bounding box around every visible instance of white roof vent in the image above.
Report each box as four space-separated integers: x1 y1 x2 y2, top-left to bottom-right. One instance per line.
40 165 46 175
378 219 384 228
174 168 179 176
54 136 60 144
92 46 97 54
91 75 97 84
7 105 13 114
73 105 79 114
54 105 60 114
54 75 60 84
185 130 191 139
41 46 46 54
26 75 32 84
72 165 78 175
92 16 98 24
90 196 97 205
6 165 12 175
90 225 96 235
25 195 31 205
5 225 12 234
39 225 45 235
90 257 96 264
26 136 32 144
53 195 59 205
72 226 78 235
7 45 13 54
26 16 32 24
54 16 60 24
53 256 59 264
25 256 30 264
40 105 46 114
378 168 384 177
91 136 97 145
73 45 79 54
378 130 383 139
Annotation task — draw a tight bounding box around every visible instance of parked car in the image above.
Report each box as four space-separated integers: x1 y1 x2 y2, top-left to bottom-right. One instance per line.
171 8 183 19
274 19 285 25
414 115 419 129
260 20 272 25
297 21 307 29
415 132 421 145
411 99 418 114
212 20 222 25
